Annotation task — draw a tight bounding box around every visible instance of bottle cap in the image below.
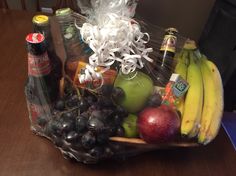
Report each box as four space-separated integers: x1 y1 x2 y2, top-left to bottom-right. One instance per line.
165 28 178 35
55 8 72 16
32 15 49 26
26 33 46 55
183 39 197 50
26 33 45 43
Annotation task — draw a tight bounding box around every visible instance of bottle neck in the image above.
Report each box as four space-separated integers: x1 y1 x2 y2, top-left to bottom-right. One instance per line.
33 24 55 53
160 49 175 59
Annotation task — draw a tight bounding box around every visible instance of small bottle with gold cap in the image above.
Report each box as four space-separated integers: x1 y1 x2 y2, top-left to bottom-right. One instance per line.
32 15 52 51
32 14 63 97
153 27 178 87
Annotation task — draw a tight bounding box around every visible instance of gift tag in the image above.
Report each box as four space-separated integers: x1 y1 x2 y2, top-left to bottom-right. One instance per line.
73 61 117 91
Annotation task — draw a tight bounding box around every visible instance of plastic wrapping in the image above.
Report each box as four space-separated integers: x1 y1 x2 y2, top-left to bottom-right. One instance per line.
24 0 223 164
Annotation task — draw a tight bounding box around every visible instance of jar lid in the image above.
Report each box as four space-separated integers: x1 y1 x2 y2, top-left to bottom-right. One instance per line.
55 8 72 16
32 15 49 26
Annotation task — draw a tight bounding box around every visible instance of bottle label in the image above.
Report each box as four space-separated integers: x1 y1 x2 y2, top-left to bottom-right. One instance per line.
160 34 177 53
27 101 51 123
28 52 51 76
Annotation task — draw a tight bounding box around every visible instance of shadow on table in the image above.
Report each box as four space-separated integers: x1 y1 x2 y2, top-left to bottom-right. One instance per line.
57 129 228 176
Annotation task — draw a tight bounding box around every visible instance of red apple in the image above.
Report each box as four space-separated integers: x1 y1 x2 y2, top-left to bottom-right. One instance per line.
138 105 180 143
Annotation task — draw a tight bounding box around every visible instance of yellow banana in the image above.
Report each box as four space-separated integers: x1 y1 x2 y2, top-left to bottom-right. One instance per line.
181 51 203 137
174 50 189 117
176 96 185 119
175 50 188 79
198 55 224 144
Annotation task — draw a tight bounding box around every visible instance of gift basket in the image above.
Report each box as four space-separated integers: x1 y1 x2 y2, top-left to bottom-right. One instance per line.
24 0 224 164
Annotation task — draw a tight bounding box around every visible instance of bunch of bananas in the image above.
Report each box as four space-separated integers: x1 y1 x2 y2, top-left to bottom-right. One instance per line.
174 40 224 145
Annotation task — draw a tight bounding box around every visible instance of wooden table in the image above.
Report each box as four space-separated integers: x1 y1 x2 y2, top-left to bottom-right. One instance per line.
0 9 236 176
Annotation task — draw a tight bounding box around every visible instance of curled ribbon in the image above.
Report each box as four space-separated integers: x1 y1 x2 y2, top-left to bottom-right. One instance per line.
75 0 153 85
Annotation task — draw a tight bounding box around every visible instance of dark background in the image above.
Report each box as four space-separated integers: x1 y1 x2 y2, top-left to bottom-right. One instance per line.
199 0 236 111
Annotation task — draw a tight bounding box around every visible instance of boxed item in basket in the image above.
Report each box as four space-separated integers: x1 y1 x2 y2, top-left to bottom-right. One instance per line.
24 0 224 164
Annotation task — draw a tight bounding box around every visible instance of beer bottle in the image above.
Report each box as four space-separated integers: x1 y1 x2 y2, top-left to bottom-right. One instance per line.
32 15 62 93
154 28 178 86
25 33 57 126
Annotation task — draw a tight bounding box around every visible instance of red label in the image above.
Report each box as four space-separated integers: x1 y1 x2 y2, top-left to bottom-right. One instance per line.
27 102 51 123
28 52 51 76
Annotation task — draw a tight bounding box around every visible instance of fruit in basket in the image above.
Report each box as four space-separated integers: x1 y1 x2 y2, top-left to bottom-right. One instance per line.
114 71 154 113
48 119 64 137
66 94 79 108
81 131 96 149
97 96 114 108
181 51 203 137
122 114 138 138
36 116 48 127
174 49 189 116
78 98 90 113
76 114 88 132
138 105 180 143
88 117 105 133
100 84 114 96
65 131 80 143
146 93 162 107
55 99 66 111
89 146 104 159
197 54 224 145
61 118 76 133
176 42 224 143
116 126 125 137
111 87 125 103
46 80 134 161
97 132 109 144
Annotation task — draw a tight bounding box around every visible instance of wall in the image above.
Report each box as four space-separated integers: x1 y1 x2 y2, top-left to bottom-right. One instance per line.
6 0 57 11
136 0 216 41
6 0 216 40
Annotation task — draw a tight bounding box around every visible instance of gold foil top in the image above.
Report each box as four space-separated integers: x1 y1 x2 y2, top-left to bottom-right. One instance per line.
165 27 178 34
32 15 49 25
160 27 178 53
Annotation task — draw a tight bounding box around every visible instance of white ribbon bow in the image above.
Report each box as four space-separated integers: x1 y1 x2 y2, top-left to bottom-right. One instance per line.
75 0 153 85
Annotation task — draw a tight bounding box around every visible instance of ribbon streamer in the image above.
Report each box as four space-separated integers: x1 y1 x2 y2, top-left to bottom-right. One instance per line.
75 0 153 85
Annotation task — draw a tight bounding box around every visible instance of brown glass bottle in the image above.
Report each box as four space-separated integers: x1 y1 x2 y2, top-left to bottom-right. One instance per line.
154 28 178 87
32 15 62 92
24 33 57 125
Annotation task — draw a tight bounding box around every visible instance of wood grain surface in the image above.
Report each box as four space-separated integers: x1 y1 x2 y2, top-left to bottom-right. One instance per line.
0 9 236 176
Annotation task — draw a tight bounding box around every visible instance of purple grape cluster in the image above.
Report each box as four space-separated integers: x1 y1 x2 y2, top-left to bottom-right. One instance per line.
41 85 128 163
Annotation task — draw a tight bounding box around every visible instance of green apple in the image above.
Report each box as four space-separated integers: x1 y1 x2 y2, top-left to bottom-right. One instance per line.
114 71 154 113
122 114 138 138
